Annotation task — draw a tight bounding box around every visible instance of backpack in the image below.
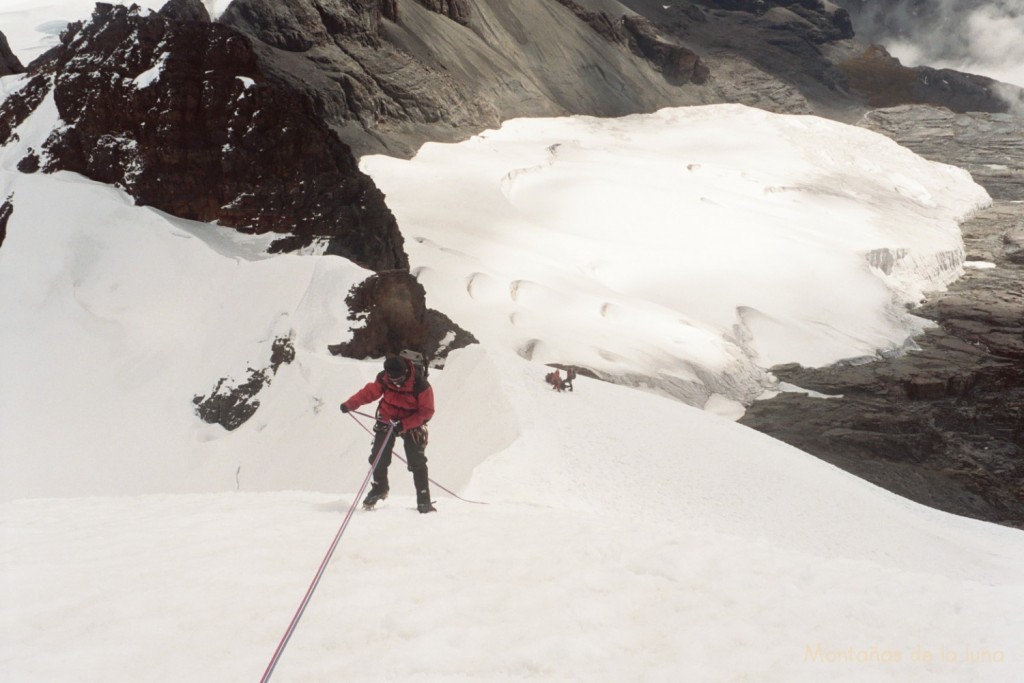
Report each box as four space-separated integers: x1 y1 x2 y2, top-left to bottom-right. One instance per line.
399 349 429 380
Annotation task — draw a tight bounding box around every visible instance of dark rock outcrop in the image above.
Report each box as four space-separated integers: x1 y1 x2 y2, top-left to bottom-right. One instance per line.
622 15 710 85
159 0 211 22
16 151 40 173
554 1 710 85
328 271 477 362
0 3 404 271
193 336 296 430
0 194 12 248
0 30 23 76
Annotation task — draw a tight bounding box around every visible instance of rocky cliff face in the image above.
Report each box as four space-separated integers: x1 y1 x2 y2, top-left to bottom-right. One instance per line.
0 3 404 271
209 0 1020 157
220 0 717 156
218 0 501 157
555 1 710 85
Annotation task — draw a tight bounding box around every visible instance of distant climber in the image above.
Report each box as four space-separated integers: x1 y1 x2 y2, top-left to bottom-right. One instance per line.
340 355 436 513
545 367 576 392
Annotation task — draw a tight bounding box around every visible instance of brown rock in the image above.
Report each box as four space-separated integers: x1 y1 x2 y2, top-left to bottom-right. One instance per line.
0 194 12 248
159 0 211 22
329 271 477 361
622 14 710 85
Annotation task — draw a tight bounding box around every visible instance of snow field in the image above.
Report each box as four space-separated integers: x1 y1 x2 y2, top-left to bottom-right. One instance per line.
2 488 1022 683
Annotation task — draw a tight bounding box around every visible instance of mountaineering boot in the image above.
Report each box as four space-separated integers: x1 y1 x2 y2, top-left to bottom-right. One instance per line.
362 482 389 509
413 469 435 513
416 488 436 514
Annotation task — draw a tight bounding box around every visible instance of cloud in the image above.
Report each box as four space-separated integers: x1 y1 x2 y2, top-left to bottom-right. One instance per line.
844 0 1024 89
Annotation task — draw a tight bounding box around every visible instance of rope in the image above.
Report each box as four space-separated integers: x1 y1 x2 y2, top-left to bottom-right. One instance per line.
347 410 487 506
259 423 395 683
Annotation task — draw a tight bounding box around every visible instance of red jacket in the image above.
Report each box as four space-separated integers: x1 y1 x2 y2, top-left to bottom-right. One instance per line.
342 358 434 431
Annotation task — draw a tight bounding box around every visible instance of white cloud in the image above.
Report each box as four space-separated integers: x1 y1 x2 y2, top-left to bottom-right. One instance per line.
860 0 1024 90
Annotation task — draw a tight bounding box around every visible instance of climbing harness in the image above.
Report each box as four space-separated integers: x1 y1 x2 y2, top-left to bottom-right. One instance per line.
347 410 487 506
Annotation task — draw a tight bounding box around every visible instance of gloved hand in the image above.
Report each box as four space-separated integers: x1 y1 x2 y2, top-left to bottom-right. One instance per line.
392 420 403 434
340 403 350 413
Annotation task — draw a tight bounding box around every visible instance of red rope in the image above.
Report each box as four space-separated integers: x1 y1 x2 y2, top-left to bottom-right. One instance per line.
259 423 395 683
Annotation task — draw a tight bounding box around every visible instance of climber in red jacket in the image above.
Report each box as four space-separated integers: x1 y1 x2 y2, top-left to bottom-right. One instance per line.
340 355 436 513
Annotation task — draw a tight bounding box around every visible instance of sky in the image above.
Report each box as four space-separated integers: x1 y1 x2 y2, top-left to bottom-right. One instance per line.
2 5 1023 682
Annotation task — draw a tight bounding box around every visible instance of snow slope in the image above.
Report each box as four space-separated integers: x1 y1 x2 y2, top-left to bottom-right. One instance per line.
3 347 1023 682
0 168 389 500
